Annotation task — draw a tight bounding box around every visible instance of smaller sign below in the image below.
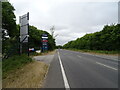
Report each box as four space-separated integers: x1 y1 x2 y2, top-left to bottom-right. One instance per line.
43 43 47 45
29 48 35 52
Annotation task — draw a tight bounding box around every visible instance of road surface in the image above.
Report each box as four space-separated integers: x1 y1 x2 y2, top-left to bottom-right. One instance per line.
43 49 118 88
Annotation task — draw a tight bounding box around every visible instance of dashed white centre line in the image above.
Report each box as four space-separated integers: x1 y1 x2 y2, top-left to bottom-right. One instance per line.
96 62 118 71
58 51 70 89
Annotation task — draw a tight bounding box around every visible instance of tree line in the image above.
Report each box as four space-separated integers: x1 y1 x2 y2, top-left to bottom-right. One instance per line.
2 2 55 55
29 26 55 50
63 24 120 51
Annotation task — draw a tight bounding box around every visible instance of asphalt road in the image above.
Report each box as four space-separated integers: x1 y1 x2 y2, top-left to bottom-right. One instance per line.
44 49 118 88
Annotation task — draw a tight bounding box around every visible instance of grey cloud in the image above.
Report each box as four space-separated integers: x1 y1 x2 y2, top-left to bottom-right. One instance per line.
9 0 118 45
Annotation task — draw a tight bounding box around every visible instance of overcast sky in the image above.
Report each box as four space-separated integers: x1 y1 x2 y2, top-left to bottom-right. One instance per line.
9 0 119 45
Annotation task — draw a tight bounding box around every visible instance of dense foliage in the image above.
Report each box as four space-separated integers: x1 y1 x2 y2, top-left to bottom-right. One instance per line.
2 2 19 54
29 26 55 50
2 2 18 38
63 24 120 51
2 2 56 55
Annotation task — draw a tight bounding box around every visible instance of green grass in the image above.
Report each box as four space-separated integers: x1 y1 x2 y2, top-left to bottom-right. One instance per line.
2 54 33 79
66 48 119 54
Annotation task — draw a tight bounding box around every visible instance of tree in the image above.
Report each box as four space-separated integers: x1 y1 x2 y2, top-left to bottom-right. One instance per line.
2 2 18 54
50 26 58 39
2 2 17 38
2 1 56 56
29 26 56 51
63 24 120 51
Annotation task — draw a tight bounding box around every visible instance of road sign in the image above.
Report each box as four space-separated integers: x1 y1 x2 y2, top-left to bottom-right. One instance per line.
41 34 48 52
42 37 48 39
19 12 29 43
29 48 35 52
42 40 48 42
42 34 48 37
19 12 29 56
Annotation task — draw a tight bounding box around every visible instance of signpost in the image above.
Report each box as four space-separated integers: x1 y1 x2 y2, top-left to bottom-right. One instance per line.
42 34 48 52
19 12 29 56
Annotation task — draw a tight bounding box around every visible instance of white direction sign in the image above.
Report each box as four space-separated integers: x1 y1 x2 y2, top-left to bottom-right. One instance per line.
19 12 29 43
42 37 48 39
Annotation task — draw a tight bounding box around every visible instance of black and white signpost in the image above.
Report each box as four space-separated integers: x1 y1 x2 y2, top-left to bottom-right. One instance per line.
19 12 29 56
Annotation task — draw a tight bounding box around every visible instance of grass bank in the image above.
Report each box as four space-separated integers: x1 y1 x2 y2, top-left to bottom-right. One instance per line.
3 61 49 88
66 48 119 55
2 54 33 79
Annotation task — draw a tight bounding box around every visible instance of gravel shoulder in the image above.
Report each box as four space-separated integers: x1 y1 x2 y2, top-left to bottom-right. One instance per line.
33 50 56 64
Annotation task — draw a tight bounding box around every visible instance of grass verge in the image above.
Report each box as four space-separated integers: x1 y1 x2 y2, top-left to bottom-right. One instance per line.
2 54 33 79
66 48 119 55
3 61 49 88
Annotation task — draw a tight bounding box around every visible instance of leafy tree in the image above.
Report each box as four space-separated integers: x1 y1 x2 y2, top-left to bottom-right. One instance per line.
29 26 55 51
63 24 120 51
2 2 18 55
2 2 17 38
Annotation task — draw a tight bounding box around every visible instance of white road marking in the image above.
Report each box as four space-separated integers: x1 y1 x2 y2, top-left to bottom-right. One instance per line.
96 62 118 71
58 51 70 89
77 55 82 58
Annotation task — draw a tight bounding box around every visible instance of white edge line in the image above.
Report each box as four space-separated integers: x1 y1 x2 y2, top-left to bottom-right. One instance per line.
58 51 70 89
96 62 118 71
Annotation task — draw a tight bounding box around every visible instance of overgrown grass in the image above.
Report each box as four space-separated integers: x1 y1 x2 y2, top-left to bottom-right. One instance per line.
67 48 119 55
2 54 33 79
